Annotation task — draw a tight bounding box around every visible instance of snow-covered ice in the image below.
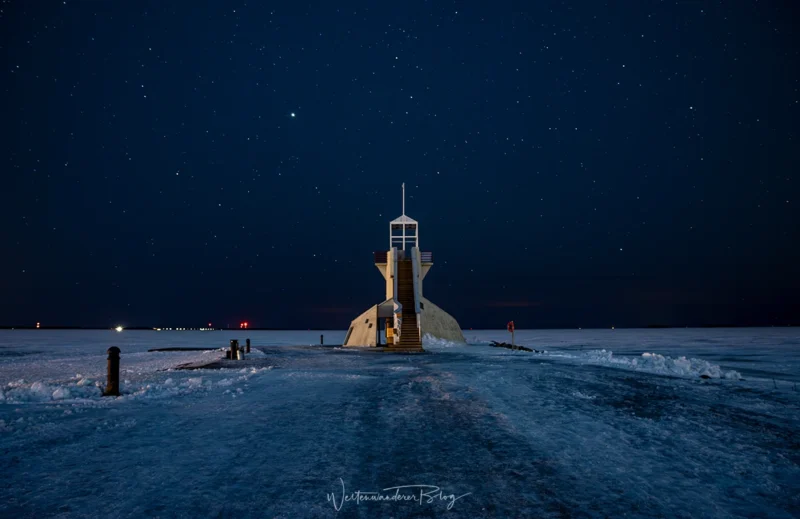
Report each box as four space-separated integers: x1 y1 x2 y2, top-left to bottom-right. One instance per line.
1 328 798 518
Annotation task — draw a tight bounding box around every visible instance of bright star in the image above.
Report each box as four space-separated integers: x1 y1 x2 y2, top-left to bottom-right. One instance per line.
290 112 296 118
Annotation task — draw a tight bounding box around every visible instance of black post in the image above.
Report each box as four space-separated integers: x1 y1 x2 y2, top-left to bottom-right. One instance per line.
246 338 251 353
320 334 324 345
230 339 239 360
103 347 120 396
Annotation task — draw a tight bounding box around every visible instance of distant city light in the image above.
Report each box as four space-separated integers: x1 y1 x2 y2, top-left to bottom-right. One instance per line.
115 325 124 332
240 322 249 329
36 322 40 329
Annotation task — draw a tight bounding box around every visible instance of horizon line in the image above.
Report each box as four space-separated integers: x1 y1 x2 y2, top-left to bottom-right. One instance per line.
0 325 796 331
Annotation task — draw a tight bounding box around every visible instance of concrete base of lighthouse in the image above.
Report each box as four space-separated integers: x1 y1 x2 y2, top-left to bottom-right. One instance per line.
419 297 466 343
341 304 384 348
342 297 465 349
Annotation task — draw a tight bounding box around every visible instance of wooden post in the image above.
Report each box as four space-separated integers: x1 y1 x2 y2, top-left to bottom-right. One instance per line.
103 347 120 396
245 338 251 353
230 339 239 360
320 334 324 345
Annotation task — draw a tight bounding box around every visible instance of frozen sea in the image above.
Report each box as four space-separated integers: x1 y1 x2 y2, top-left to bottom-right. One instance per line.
1 328 798 518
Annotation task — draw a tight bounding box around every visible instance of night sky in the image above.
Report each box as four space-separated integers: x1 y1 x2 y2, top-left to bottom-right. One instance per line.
2 1 798 329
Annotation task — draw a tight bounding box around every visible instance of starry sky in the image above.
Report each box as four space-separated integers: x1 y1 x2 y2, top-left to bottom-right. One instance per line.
2 1 798 329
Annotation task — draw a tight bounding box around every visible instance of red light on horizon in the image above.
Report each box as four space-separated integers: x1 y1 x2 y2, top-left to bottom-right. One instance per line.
239 322 249 329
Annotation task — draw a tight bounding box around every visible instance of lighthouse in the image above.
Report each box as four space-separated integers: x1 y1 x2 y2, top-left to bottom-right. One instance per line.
343 184 466 351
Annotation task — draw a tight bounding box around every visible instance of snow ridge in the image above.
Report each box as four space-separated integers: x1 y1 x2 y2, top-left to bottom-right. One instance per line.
581 349 742 379
0 367 273 405
422 334 464 349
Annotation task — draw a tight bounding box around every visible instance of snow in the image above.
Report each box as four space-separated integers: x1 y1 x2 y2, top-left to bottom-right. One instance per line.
422 333 464 348
462 328 799 384
0 330 335 405
577 349 742 379
1 328 798 517
428 334 745 379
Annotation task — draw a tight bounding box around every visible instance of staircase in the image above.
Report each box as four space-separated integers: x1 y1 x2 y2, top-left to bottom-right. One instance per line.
393 259 423 351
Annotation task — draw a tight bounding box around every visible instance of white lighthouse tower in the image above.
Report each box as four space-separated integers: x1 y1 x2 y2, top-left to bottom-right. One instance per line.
343 184 466 351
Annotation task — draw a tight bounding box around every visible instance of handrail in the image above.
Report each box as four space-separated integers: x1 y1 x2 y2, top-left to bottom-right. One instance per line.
410 248 422 315
391 248 402 344
411 247 422 340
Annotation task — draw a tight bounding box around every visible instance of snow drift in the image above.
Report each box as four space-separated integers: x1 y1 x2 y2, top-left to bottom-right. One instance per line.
582 349 742 379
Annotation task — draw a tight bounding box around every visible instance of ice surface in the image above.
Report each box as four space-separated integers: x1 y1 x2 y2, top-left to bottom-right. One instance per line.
462 328 800 383
1 328 798 518
0 330 341 404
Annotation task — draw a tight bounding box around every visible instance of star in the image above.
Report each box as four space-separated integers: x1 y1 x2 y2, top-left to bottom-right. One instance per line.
290 112 296 118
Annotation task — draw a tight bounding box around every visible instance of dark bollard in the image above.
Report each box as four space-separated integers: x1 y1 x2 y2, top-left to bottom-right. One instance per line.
226 350 231 359
230 339 239 360
320 334 324 345
103 347 121 396
246 338 251 353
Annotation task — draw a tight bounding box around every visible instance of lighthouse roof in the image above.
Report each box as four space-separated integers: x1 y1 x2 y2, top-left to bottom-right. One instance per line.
390 214 418 229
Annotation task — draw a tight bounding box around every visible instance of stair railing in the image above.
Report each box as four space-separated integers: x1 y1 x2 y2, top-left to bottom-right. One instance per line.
411 247 422 341
391 247 402 344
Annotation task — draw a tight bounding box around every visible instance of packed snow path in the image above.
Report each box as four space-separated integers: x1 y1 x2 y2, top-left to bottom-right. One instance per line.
1 329 798 518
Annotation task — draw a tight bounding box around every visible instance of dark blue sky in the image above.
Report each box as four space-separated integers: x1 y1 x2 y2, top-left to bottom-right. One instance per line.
2 1 798 329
